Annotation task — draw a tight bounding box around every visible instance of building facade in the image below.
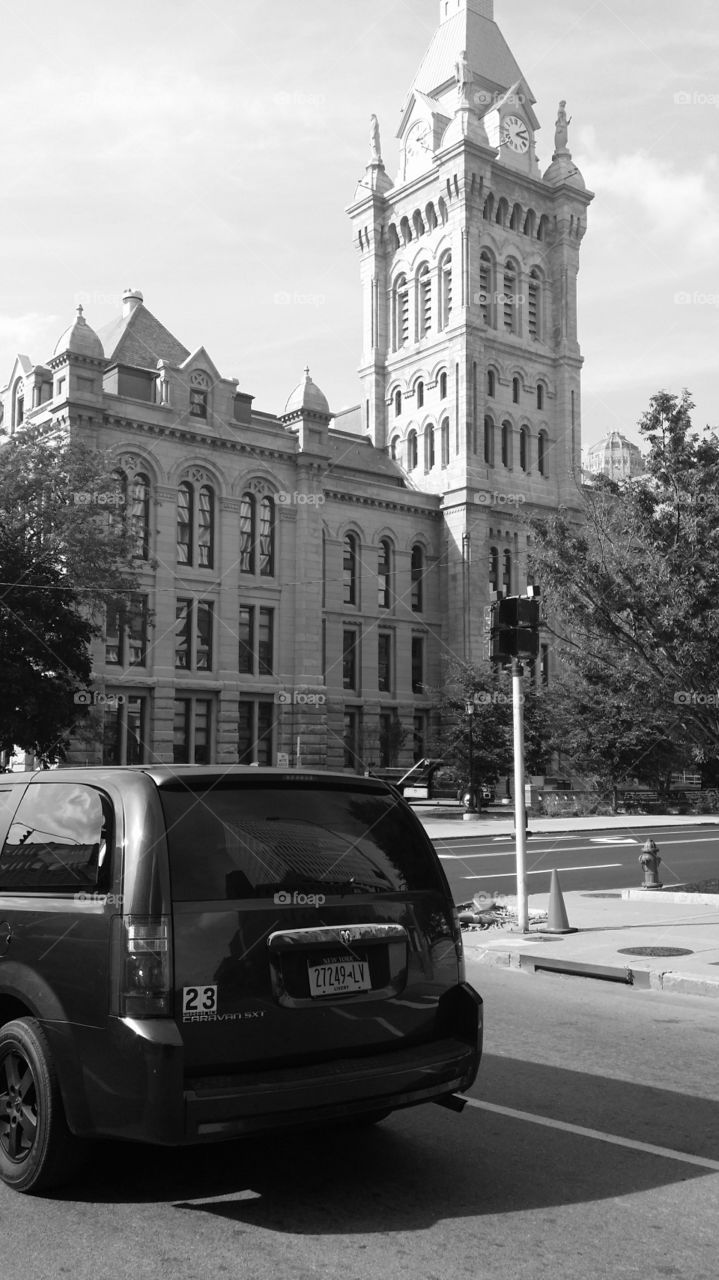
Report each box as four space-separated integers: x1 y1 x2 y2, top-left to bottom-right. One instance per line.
0 0 592 771
584 431 645 480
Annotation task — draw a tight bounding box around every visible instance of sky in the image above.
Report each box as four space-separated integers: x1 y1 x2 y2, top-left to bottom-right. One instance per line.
0 0 717 451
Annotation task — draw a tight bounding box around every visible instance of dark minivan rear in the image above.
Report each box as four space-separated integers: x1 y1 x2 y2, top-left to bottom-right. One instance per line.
0 766 482 1193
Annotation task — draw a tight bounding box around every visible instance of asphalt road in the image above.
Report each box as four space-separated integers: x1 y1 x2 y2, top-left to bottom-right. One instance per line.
2 963 718 1280
434 821 719 903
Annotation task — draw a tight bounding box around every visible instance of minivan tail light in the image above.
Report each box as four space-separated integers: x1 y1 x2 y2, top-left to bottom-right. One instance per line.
111 915 173 1018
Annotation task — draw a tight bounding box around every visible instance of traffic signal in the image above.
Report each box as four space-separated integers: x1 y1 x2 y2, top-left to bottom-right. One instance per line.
489 594 540 660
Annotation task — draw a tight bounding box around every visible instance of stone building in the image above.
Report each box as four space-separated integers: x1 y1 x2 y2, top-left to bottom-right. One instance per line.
0 0 592 771
584 431 645 480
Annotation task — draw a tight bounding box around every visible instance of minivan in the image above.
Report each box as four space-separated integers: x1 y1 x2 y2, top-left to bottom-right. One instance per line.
0 766 482 1193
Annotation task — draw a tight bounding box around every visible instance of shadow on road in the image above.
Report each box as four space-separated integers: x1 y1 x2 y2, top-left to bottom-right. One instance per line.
47 1055 719 1226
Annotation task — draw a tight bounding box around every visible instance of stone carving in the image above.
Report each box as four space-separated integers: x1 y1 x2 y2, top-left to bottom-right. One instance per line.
554 100 571 153
455 49 472 106
370 114 382 164
190 369 210 388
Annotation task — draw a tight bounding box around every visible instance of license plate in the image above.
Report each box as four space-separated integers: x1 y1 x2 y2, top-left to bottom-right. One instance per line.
308 960 371 997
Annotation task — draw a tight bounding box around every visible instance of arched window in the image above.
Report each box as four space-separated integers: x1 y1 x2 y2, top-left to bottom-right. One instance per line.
523 209 536 237
416 380 424 409
439 252 452 329
482 193 494 222
528 269 542 338
487 369 496 397
411 544 424 612
479 251 493 326
413 209 425 238
501 421 512 469
394 388 402 416
130 473 150 561
495 198 509 227
378 538 392 608
407 430 418 470
441 417 450 468
537 214 550 242
12 380 24 431
512 376 520 404
503 260 518 333
393 275 409 350
388 223 400 253
400 216 412 245
240 493 256 574
489 546 499 593
259 496 275 576
189 370 210 420
198 485 214 569
390 434 400 460
425 423 435 471
484 416 495 466
177 482 193 565
425 202 438 231
343 533 358 605
537 382 545 411
417 263 432 337
519 426 530 472
438 196 448 225
510 202 522 231
538 430 549 477
502 550 512 594
439 370 448 399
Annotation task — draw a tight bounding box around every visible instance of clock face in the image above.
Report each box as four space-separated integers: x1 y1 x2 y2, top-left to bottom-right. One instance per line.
501 114 530 154
404 120 432 177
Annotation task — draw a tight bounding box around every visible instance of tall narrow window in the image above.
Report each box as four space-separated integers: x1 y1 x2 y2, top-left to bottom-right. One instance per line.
439 252 452 329
489 547 499 593
538 430 549 476
439 371 448 399
411 544 424 612
378 539 392 609
390 435 399 460
393 275 409 349
441 418 450 468
484 416 494 466
501 421 512 468
487 368 496 397
519 425 529 472
411 636 424 694
177 482 193 565
479 252 492 325
537 382 545 410
189 372 209 420
407 430 418 471
129 473 150 560
259 496 275 576
174 697 212 764
416 380 424 408
238 605 254 674
378 633 393 693
394 388 402 416
258 607 273 675
343 710 361 770
528 269 541 338
503 550 512 594
196 602 213 671
417 264 432 337
425 423 435 471
512 376 520 404
343 534 358 606
127 595 148 666
198 485 214 569
503 261 518 333
240 494 256 574
343 630 359 690
175 599 191 670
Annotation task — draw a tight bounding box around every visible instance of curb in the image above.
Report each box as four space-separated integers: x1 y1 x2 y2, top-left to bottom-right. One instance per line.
464 946 719 998
622 889 719 906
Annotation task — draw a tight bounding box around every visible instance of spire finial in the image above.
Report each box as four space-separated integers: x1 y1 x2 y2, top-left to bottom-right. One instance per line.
76 303 84 319
554 100 572 156
369 114 383 165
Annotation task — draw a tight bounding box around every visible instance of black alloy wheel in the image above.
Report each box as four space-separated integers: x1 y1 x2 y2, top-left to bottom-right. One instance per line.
0 1018 85 1194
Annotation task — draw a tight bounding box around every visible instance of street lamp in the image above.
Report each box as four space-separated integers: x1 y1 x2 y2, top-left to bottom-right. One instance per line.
463 695 480 818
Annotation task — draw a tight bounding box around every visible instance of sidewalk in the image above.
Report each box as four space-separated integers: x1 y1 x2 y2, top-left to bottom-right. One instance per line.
415 807 719 999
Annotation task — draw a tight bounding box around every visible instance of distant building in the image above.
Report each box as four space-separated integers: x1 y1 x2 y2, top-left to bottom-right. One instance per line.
584 432 645 480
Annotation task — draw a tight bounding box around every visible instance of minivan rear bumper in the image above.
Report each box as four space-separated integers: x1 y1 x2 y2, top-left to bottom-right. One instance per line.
89 982 482 1145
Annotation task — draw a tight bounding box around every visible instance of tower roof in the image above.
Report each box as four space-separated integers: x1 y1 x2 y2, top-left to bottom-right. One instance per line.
284 367 330 418
53 305 104 360
403 0 532 114
96 290 190 369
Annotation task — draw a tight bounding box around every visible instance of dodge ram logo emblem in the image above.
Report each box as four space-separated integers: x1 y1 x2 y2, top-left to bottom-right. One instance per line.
339 929 352 945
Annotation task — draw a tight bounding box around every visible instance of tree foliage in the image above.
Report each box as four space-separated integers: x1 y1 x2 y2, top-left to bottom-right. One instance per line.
0 423 138 761
529 390 719 792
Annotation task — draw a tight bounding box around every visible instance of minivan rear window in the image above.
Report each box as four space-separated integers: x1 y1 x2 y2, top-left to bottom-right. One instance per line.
0 783 111 892
160 783 444 901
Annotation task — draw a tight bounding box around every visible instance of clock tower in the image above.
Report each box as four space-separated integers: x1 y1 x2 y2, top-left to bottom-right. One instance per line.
347 0 593 666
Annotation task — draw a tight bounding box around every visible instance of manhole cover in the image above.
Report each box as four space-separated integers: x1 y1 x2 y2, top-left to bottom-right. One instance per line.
582 892 622 898
617 947 694 958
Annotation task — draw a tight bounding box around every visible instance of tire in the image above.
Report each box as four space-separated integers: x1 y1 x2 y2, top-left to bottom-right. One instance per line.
0 1017 86 1194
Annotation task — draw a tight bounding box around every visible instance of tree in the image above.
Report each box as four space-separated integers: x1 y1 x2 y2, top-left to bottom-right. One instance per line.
0 422 138 762
529 390 719 793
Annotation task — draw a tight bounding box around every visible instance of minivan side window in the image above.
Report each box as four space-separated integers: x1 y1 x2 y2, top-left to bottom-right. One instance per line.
0 783 111 892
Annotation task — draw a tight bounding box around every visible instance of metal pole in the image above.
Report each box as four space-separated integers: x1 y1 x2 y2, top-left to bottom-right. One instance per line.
512 658 529 933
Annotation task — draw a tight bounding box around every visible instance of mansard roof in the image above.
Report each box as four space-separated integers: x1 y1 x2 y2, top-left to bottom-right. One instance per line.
97 301 190 370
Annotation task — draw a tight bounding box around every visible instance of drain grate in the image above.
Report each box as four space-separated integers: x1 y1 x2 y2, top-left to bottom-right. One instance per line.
617 946 694 958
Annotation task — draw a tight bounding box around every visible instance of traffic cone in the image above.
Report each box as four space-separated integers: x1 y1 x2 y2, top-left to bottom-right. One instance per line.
543 869 578 934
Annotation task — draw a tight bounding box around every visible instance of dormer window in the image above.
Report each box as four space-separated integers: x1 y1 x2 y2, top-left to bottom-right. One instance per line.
189 371 210 419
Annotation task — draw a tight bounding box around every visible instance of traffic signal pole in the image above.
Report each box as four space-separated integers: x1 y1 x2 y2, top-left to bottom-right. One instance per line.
512 658 529 933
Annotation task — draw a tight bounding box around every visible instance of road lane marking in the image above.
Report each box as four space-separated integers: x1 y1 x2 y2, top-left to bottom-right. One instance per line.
464 1099 719 1173
590 838 639 845
462 863 623 879
440 847 630 860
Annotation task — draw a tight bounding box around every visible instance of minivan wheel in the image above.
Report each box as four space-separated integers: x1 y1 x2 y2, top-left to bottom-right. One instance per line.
0 1017 85 1194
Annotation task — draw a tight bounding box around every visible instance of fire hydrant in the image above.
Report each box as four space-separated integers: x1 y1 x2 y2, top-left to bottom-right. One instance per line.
638 839 662 889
